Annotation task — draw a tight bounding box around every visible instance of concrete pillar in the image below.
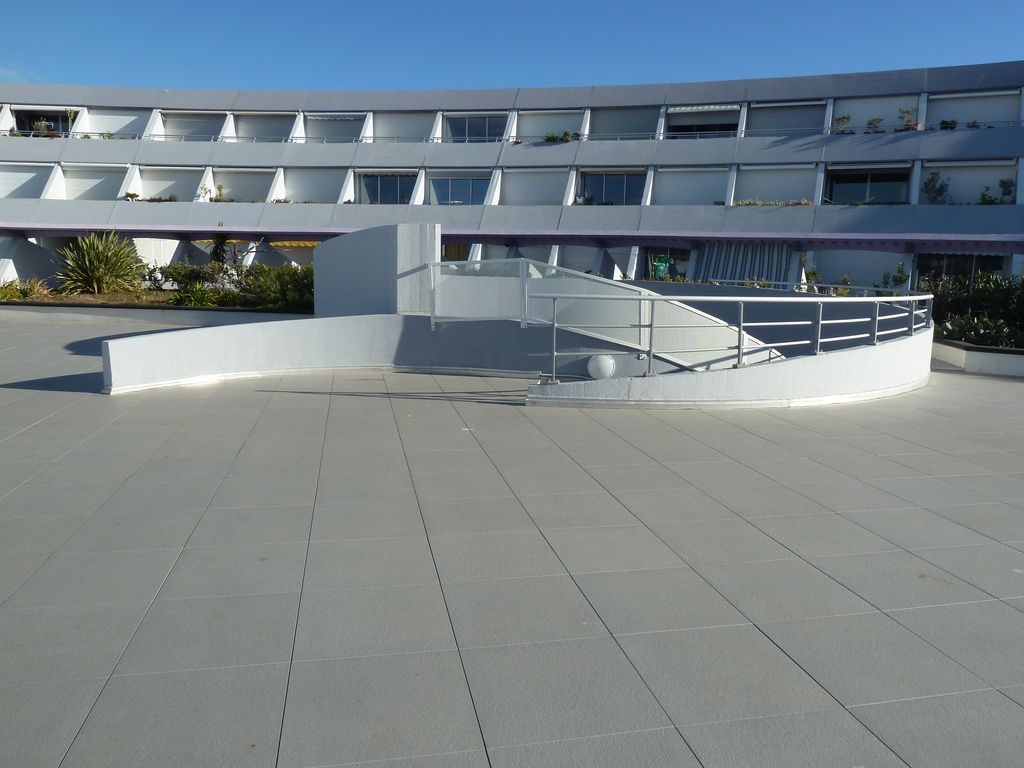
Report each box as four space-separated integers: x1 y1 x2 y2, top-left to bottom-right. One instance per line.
655 106 667 140
1010 254 1024 276
737 103 749 138
917 92 929 130
725 165 738 206
823 98 834 134
910 160 922 205
641 166 655 206
813 164 826 205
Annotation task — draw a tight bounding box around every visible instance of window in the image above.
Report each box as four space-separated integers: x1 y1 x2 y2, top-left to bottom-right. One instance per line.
430 177 489 205
578 172 645 205
357 173 416 204
442 243 470 262
14 110 75 134
916 253 1005 285
445 115 507 143
645 248 691 280
826 170 910 204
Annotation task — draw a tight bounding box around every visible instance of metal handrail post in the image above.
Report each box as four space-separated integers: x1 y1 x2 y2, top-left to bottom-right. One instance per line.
907 299 916 336
925 298 933 327
429 262 436 331
814 302 823 354
871 301 880 345
519 258 528 328
736 301 745 367
646 299 656 376
550 297 559 383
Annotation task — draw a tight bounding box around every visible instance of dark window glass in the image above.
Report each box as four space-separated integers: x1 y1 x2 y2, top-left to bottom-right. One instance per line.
359 175 379 203
448 178 471 204
828 170 910 204
431 178 450 205
466 117 488 142
603 174 625 205
379 175 398 204
398 175 415 204
448 117 467 142
470 178 487 205
625 174 646 205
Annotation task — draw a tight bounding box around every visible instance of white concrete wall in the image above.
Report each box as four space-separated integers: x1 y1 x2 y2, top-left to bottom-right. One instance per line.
529 330 932 408
232 114 294 141
371 112 436 141
653 168 729 204
139 168 203 200
515 111 584 139
210 170 274 202
0 164 51 198
282 168 347 203
161 113 225 139
314 223 439 317
832 95 919 130
926 93 1020 126
923 163 1017 204
734 167 817 202
500 170 569 205
62 168 125 201
84 109 150 135
932 341 1024 377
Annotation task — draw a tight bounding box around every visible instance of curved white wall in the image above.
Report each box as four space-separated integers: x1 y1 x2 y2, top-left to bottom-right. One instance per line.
527 331 933 408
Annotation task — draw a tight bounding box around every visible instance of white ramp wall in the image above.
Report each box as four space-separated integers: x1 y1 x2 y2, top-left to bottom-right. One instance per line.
314 223 439 317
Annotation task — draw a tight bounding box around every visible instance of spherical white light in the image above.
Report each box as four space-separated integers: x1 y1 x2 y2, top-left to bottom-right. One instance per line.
587 354 616 380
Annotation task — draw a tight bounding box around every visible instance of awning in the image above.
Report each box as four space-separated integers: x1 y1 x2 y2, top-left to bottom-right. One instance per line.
667 104 740 113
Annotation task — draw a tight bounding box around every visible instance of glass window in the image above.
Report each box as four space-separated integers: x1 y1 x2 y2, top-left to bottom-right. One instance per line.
828 170 910 204
431 178 450 205
449 178 472 205
445 115 507 142
579 172 645 205
358 174 416 204
429 177 489 205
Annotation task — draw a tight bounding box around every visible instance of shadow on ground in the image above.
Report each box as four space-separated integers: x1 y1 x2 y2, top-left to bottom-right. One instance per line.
64 328 181 357
266 388 528 406
0 372 105 393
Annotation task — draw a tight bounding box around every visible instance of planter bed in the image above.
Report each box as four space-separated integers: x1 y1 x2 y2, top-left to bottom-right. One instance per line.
933 338 1024 378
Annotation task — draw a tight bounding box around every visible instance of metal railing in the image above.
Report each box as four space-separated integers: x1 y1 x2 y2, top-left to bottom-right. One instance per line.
425 258 932 381
3 119 1022 145
529 291 933 382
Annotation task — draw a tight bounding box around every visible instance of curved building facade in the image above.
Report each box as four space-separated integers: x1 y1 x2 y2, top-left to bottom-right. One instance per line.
1 60 1023 286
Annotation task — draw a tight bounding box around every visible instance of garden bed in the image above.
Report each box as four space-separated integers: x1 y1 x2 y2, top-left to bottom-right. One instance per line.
933 338 1024 378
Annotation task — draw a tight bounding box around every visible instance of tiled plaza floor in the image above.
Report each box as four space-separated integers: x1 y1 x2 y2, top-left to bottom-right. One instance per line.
2 316 1024 767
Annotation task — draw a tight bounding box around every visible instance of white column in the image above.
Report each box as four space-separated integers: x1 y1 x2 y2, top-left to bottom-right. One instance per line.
580 108 592 139
642 166 655 206
268 168 287 202
429 111 444 143
1010 254 1024 276
737 103 749 138
196 167 215 201
548 245 560 266
142 109 163 140
484 169 502 205
41 165 65 200
0 104 13 132
1016 159 1024 205
563 169 578 206
410 169 427 205
339 169 356 204
725 164 738 206
655 106 667 140
813 163 826 204
909 160 922 204
117 165 142 199
503 111 518 142
219 114 235 142
917 92 928 130
288 113 305 143
467 244 483 262
626 246 640 279
360 112 374 143
823 98 834 135
70 107 88 136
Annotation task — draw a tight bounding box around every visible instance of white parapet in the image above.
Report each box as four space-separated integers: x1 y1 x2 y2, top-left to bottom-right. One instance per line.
527 331 933 408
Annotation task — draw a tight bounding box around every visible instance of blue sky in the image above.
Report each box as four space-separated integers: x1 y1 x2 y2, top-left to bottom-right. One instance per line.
3 1 1022 91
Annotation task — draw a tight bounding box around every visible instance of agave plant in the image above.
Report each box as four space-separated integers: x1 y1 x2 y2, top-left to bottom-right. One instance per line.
55 232 142 294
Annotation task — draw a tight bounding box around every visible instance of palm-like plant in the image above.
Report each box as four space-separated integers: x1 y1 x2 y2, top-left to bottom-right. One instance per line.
55 232 142 294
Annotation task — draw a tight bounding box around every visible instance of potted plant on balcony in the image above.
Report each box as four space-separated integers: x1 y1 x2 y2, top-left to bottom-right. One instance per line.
939 119 958 131
921 169 951 205
999 178 1016 204
833 114 853 134
978 186 1000 205
866 117 885 134
896 108 918 132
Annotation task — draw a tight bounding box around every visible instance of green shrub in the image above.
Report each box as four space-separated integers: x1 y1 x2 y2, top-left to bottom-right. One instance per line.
172 282 214 307
18 277 52 299
941 314 1020 348
236 263 313 311
213 288 243 307
161 262 220 289
922 273 1024 332
55 232 142 294
0 281 20 301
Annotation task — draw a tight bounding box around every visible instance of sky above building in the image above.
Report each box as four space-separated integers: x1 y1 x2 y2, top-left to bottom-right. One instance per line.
4 1 1023 91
